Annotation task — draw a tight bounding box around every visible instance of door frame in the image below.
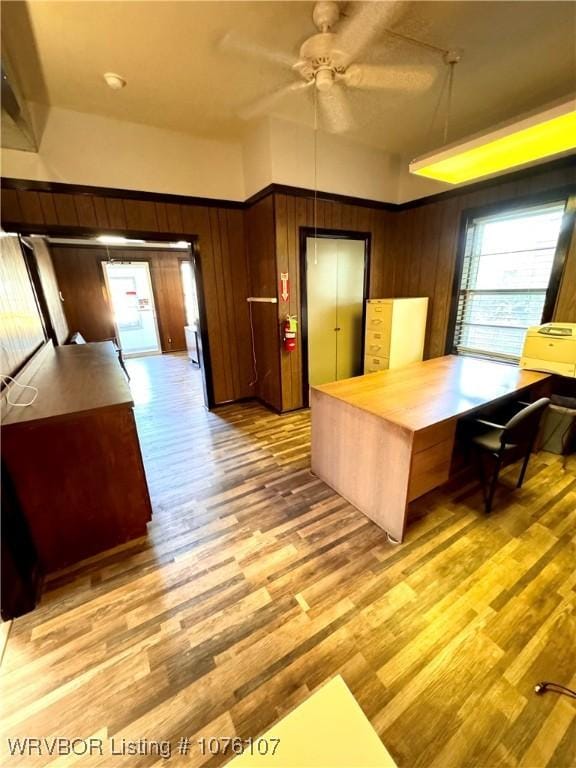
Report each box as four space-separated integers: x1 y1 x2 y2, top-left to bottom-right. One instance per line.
299 227 371 407
19 237 56 345
101 258 162 357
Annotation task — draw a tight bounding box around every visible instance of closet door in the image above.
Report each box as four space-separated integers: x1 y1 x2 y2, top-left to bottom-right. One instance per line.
307 237 337 387
335 239 365 380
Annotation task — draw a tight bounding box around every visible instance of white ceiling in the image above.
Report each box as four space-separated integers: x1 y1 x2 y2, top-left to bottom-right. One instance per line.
3 1 576 157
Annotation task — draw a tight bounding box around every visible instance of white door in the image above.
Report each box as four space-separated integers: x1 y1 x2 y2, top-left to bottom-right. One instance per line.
102 261 161 356
306 237 366 387
335 239 366 380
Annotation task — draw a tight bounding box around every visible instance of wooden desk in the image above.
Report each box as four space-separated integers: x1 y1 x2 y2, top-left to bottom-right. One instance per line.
311 355 550 542
1 342 152 572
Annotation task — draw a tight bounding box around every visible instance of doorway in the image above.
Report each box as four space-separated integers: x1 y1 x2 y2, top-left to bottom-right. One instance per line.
102 261 161 356
301 229 370 401
180 259 200 366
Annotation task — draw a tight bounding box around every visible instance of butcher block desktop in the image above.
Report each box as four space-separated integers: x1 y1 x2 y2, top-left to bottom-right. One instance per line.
311 355 550 543
1 341 152 572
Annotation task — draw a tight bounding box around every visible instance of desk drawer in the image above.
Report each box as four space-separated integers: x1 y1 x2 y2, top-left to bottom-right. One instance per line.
364 355 389 373
408 439 453 501
365 330 390 358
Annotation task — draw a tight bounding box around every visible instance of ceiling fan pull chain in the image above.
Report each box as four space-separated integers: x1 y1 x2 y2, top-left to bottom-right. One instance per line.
443 63 454 143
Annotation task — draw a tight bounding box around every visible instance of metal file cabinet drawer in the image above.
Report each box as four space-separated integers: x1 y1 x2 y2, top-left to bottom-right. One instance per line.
364 355 389 373
365 302 392 333
365 330 391 358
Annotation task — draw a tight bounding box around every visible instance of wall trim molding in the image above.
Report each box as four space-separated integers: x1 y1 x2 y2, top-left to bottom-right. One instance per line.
243 183 398 211
2 154 575 216
0 177 246 210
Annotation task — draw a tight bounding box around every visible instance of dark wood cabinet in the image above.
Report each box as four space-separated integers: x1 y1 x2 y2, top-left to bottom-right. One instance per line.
1 461 43 619
1 342 152 573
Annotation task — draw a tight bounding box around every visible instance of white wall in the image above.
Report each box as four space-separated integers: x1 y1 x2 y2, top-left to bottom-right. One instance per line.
268 117 400 203
241 119 273 198
1 103 246 200
1 104 441 204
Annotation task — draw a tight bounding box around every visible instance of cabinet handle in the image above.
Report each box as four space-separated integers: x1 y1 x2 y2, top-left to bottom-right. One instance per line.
334 327 341 331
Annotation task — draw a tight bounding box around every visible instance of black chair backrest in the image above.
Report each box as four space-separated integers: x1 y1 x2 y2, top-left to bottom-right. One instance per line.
502 398 550 447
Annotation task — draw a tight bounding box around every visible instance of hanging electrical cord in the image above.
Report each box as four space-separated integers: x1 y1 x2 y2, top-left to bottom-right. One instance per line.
425 50 461 149
0 375 39 407
0 341 39 407
426 66 450 147
443 56 458 144
313 84 319 265
383 28 450 57
534 681 576 700
248 301 258 387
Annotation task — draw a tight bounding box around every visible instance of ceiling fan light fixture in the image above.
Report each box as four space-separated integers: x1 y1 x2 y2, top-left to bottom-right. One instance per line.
409 96 576 184
315 67 334 92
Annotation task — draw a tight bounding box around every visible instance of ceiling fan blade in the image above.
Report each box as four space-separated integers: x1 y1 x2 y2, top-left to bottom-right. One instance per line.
335 1 400 66
342 63 437 91
239 80 312 120
318 85 355 134
219 31 297 69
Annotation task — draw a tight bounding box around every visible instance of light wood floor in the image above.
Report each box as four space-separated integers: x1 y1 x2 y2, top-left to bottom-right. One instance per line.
1 353 575 768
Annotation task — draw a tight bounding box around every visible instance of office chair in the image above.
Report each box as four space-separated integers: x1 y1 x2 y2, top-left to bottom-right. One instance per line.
469 397 550 513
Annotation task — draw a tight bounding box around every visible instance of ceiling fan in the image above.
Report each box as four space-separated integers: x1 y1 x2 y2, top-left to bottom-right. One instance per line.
221 1 443 134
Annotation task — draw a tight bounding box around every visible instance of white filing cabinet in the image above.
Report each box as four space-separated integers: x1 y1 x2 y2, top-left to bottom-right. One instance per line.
364 297 428 373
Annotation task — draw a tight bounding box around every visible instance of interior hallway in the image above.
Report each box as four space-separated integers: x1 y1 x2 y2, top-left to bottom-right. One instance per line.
1 353 575 768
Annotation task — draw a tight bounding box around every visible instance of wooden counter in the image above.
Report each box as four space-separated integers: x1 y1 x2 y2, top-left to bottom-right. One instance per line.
2 342 152 571
311 355 550 542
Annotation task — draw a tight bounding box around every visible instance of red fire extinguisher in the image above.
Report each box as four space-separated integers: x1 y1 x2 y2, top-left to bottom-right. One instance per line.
283 315 297 353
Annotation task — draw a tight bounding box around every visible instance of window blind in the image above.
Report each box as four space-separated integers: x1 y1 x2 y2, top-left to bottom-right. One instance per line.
453 201 566 362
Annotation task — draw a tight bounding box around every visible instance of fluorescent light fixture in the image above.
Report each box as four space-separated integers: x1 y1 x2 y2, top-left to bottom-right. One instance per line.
96 235 145 245
409 97 576 184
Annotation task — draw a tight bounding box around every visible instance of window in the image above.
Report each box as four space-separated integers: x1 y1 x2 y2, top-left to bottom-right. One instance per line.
453 201 566 362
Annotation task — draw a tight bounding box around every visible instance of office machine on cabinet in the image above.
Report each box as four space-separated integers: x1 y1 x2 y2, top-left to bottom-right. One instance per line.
364 298 428 373
520 323 576 377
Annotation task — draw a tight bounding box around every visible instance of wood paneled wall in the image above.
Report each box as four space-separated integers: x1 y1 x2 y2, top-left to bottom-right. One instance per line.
50 246 191 352
2 161 574 411
26 238 69 345
49 246 115 342
0 234 45 377
198 209 254 406
1 188 253 405
273 193 396 411
388 164 576 359
245 197 281 411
